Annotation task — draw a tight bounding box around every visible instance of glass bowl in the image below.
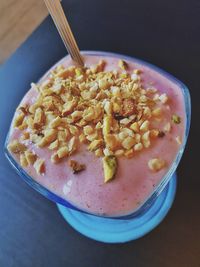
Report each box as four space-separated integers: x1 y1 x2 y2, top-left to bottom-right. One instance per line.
4 51 191 219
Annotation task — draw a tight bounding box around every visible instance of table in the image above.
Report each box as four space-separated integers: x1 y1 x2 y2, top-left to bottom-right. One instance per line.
0 0 199 266
0 0 47 64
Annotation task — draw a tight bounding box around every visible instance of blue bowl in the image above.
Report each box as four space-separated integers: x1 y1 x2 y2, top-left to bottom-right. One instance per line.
4 51 191 220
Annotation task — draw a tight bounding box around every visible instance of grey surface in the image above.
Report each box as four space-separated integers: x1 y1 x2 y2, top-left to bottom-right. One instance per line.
0 0 199 266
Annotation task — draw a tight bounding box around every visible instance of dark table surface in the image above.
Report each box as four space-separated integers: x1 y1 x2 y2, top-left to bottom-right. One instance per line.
0 0 199 266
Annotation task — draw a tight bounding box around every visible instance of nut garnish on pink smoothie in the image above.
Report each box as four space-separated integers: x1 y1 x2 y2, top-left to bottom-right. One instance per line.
7 55 185 216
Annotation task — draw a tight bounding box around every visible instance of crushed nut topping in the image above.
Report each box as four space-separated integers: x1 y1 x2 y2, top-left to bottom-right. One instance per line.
69 160 86 174
9 59 180 182
8 140 27 154
33 158 45 174
148 158 166 172
172 114 181 124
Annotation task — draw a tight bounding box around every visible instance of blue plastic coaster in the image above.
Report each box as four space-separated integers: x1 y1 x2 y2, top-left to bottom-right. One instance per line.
57 174 177 243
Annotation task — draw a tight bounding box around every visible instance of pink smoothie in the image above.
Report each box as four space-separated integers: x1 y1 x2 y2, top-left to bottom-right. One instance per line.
8 54 186 216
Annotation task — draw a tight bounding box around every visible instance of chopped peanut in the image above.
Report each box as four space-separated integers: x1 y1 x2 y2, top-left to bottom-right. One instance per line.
124 149 134 158
95 122 102 129
86 131 98 142
62 99 77 115
122 136 135 150
57 146 69 159
68 136 77 154
98 78 110 90
121 128 134 137
135 133 141 143
38 129 57 147
148 158 165 172
83 107 95 121
14 113 25 128
8 140 26 154
88 140 104 151
51 153 60 164
142 131 151 148
140 120 150 132
20 132 30 141
20 154 28 167
71 111 83 122
95 148 104 157
83 125 94 135
24 150 37 165
33 107 45 128
150 129 159 138
113 102 121 113
122 99 136 117
130 122 139 133
57 130 69 142
143 107 151 118
69 125 79 135
33 158 45 174
79 133 87 143
118 131 128 140
115 149 124 156
49 116 62 128
152 108 162 117
134 143 143 151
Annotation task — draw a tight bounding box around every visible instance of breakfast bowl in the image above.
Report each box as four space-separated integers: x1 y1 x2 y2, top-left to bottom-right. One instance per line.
5 51 191 242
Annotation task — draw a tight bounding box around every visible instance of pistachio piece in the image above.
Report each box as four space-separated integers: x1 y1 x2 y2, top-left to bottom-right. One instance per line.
103 155 118 183
172 114 181 124
103 115 111 136
118 60 128 70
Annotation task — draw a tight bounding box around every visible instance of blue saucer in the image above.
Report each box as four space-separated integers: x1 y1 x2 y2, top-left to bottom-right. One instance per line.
57 174 177 243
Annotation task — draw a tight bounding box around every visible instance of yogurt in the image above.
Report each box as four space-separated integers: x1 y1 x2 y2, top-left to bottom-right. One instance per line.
7 54 186 216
